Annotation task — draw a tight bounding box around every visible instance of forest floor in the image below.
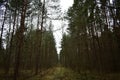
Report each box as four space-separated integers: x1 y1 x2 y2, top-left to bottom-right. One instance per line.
25 66 120 80
0 66 120 80
26 66 81 80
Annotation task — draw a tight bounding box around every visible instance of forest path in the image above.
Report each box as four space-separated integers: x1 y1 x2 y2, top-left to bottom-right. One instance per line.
24 66 120 80
28 66 80 80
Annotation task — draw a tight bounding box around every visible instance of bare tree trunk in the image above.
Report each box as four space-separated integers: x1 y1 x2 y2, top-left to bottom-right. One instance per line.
13 0 27 80
35 0 45 75
0 7 7 50
5 8 17 75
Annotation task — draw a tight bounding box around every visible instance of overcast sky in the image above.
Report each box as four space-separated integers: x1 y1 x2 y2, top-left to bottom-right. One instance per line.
53 0 73 54
60 0 73 11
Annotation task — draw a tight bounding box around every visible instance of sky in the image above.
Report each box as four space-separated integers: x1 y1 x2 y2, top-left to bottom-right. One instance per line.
60 0 73 11
0 0 73 53
53 0 73 54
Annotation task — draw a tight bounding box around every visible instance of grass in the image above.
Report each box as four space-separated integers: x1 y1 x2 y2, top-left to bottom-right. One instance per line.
0 67 120 80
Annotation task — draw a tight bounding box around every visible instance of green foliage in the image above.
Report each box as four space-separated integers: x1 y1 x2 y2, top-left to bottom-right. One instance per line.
60 0 120 74
0 0 4 3
10 0 23 9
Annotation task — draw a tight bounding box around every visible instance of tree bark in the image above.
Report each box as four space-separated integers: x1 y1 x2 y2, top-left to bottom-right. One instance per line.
0 7 7 50
35 0 45 75
13 0 27 80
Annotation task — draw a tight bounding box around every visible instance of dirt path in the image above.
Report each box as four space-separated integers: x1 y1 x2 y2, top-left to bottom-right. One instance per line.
41 67 76 80
27 66 120 80
28 67 79 80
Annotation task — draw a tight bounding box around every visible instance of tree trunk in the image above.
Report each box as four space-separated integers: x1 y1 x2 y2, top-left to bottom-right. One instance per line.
35 0 45 75
13 0 27 80
0 7 7 50
5 8 17 75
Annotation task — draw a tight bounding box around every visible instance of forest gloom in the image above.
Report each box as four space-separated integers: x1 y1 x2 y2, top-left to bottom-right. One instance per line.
0 0 120 80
